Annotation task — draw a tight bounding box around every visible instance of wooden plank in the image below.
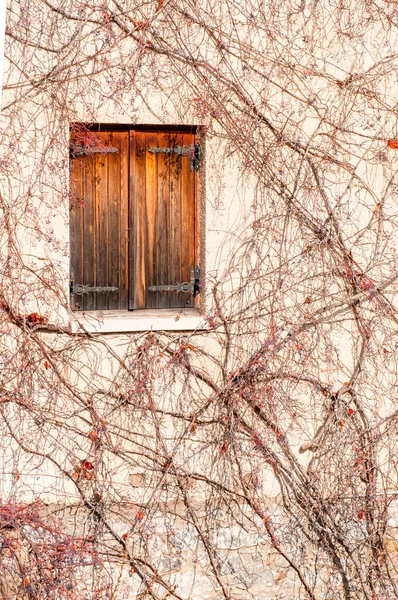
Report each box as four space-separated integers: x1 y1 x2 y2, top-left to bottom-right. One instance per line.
145 131 159 309
82 142 97 310
194 132 200 308
95 132 109 310
129 131 147 309
108 132 118 310
119 131 129 309
69 142 84 311
180 132 196 309
129 131 136 309
169 131 183 308
156 131 171 309
108 132 124 310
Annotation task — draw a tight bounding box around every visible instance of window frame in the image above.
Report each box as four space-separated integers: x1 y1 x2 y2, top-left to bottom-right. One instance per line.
68 123 205 331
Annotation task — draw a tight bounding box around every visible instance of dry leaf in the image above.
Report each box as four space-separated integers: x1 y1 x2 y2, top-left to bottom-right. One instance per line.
132 20 146 30
89 429 98 442
275 571 285 583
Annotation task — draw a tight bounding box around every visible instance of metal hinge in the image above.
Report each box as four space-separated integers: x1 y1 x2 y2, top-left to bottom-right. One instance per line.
147 144 201 171
70 280 119 295
70 143 119 158
148 266 200 295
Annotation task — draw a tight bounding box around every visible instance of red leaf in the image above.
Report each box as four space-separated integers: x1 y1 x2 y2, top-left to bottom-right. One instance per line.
132 20 146 30
387 139 398 149
89 430 98 442
25 313 48 326
84 461 94 470
220 441 228 455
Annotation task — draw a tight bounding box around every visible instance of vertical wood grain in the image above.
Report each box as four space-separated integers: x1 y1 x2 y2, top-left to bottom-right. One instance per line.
144 131 159 309
95 132 109 310
156 132 171 309
169 132 183 308
108 132 123 309
180 132 196 309
82 145 96 310
69 143 84 311
71 127 198 312
130 131 147 309
119 132 129 310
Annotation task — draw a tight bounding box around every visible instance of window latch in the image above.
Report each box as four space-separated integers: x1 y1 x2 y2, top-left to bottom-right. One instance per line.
147 144 201 171
148 266 200 295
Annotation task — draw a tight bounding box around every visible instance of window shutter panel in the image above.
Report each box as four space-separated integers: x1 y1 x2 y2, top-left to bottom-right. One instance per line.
178 132 197 308
129 130 148 310
70 131 129 311
129 130 197 310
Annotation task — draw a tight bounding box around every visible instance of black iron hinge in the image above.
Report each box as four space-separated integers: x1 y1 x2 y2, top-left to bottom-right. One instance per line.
147 144 201 171
148 266 200 295
70 280 119 295
70 143 119 159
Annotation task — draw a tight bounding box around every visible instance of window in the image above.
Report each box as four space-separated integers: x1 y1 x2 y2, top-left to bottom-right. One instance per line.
69 126 200 312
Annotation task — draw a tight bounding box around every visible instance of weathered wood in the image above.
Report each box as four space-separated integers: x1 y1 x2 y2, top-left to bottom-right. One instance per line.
95 133 109 310
181 132 196 308
82 141 97 310
169 132 184 308
108 132 127 310
71 127 198 312
144 131 159 309
156 132 171 309
69 138 84 311
70 131 130 311
119 132 129 309
108 132 119 310
130 131 147 309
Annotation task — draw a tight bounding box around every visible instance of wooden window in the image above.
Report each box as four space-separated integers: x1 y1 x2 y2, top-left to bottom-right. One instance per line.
69 127 199 311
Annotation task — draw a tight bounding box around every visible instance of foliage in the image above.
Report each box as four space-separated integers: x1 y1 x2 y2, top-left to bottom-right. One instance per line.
1 0 398 598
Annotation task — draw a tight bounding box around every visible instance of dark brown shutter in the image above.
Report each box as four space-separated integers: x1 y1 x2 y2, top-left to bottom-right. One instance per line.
129 130 197 310
70 128 197 312
70 131 129 311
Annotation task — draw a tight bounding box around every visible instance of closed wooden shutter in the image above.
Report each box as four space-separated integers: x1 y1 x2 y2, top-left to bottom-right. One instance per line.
70 127 198 311
129 130 197 310
70 131 129 311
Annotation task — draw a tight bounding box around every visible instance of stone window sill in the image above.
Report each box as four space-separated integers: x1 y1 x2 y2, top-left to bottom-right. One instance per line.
69 308 207 334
